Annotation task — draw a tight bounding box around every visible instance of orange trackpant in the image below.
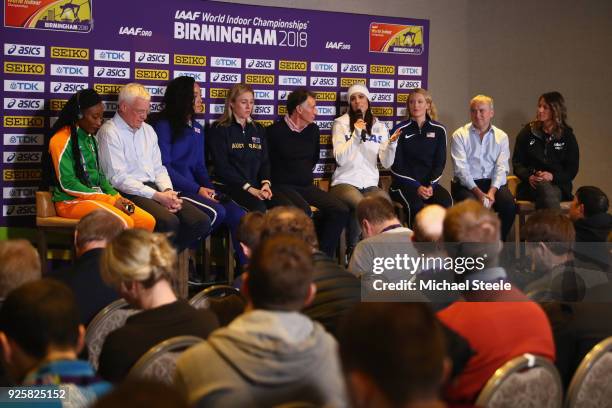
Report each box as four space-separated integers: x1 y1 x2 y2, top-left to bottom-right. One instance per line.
55 199 156 231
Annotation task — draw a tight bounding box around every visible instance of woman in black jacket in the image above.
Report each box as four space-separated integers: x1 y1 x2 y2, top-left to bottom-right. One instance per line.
512 91 579 209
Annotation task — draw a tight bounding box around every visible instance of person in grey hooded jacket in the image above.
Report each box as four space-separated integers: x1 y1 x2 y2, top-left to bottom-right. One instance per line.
174 235 347 408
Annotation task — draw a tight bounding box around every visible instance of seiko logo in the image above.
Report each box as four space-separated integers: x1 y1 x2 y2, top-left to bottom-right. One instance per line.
135 69 169 80
49 99 67 111
3 116 44 128
3 187 37 199
210 56 242 68
397 80 422 89
246 59 275 70
174 54 207 66
279 75 306 86
94 84 123 95
253 105 274 115
3 98 44 110
51 64 88 77
50 81 87 94
50 47 89 60
135 52 169 64
4 62 45 74
371 107 393 117
340 78 366 88
209 88 229 99
253 90 274 100
94 66 130 79
173 70 206 81
4 43 45 58
311 62 338 72
144 86 166 96
398 66 422 76
210 104 226 114
310 77 337 87
370 93 394 102
316 106 336 116
4 151 42 163
94 49 130 62
340 63 367 73
3 204 37 217
279 60 307 71
3 134 43 145
210 72 241 84
245 74 275 85
369 78 395 89
314 92 336 102
369 64 396 75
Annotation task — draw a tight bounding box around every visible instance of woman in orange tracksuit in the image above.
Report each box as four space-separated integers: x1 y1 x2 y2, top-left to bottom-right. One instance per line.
48 89 155 230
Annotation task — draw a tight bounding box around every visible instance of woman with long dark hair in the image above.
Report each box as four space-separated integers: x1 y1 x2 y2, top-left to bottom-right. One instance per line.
47 89 154 230
153 76 247 267
512 91 579 209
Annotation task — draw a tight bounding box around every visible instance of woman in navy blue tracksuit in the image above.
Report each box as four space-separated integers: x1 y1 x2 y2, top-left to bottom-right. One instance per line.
390 88 452 225
154 76 246 267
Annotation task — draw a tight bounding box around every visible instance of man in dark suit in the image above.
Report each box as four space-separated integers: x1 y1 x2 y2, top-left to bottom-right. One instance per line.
51 210 124 324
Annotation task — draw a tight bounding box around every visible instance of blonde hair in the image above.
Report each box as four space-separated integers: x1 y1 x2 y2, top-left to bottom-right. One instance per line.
216 83 254 126
101 229 176 289
118 82 151 105
407 88 438 121
470 94 494 110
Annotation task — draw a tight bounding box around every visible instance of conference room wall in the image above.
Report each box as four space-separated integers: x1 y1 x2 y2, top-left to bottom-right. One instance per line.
221 0 612 196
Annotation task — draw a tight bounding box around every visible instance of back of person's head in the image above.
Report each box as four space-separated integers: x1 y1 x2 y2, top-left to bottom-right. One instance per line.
443 200 501 265
413 205 446 243
261 206 318 249
0 239 41 299
0 279 80 360
524 210 575 255
247 235 314 311
207 294 247 326
75 210 125 251
93 379 188 408
338 302 446 406
236 211 265 255
575 186 609 218
356 195 395 225
100 229 176 289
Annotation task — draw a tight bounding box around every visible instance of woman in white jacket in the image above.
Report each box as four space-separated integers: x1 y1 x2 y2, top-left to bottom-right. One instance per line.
329 84 400 251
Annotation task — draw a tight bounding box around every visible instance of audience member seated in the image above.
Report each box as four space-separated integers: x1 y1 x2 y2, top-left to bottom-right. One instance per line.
0 239 40 302
97 229 218 383
390 88 452 225
437 200 555 404
93 379 188 408
267 87 349 258
260 206 360 334
97 83 210 251
236 211 265 261
175 235 347 407
569 186 611 270
50 210 123 324
153 76 247 269
512 91 579 209
450 94 515 240
0 279 111 405
523 210 608 301
339 302 467 408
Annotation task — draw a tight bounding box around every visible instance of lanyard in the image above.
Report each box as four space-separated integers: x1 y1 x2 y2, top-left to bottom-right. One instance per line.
381 223 402 233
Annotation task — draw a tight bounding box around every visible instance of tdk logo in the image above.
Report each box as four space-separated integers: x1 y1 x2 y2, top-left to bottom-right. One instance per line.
210 72 241 84
316 106 336 116
315 120 333 130
3 134 44 145
144 85 166 96
4 80 44 93
279 76 306 86
254 90 274 100
310 77 337 87
210 104 226 114
4 43 45 58
50 82 87 94
254 105 273 115
311 62 337 72
369 78 395 89
4 98 44 110
246 59 274 70
277 90 289 100
211 57 242 68
94 49 130 62
370 93 394 102
103 101 119 112
3 187 37 199
398 66 422 76
51 64 88 77
340 63 367 73
135 52 169 64
173 70 206 81
94 66 130 79
396 107 408 117
398 80 422 89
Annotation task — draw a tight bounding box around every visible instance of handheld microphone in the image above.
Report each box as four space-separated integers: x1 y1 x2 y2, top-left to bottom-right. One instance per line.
356 110 366 142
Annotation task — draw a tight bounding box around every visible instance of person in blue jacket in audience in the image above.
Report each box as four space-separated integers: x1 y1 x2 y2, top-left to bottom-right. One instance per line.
153 76 247 269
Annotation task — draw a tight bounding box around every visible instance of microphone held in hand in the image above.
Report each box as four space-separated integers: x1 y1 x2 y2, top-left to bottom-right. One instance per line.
356 110 366 142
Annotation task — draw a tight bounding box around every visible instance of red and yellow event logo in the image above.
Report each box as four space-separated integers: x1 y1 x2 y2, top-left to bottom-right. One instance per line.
369 22 423 55
4 0 93 33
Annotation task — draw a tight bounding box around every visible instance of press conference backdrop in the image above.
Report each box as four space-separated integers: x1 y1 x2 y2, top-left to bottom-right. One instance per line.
0 0 429 227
